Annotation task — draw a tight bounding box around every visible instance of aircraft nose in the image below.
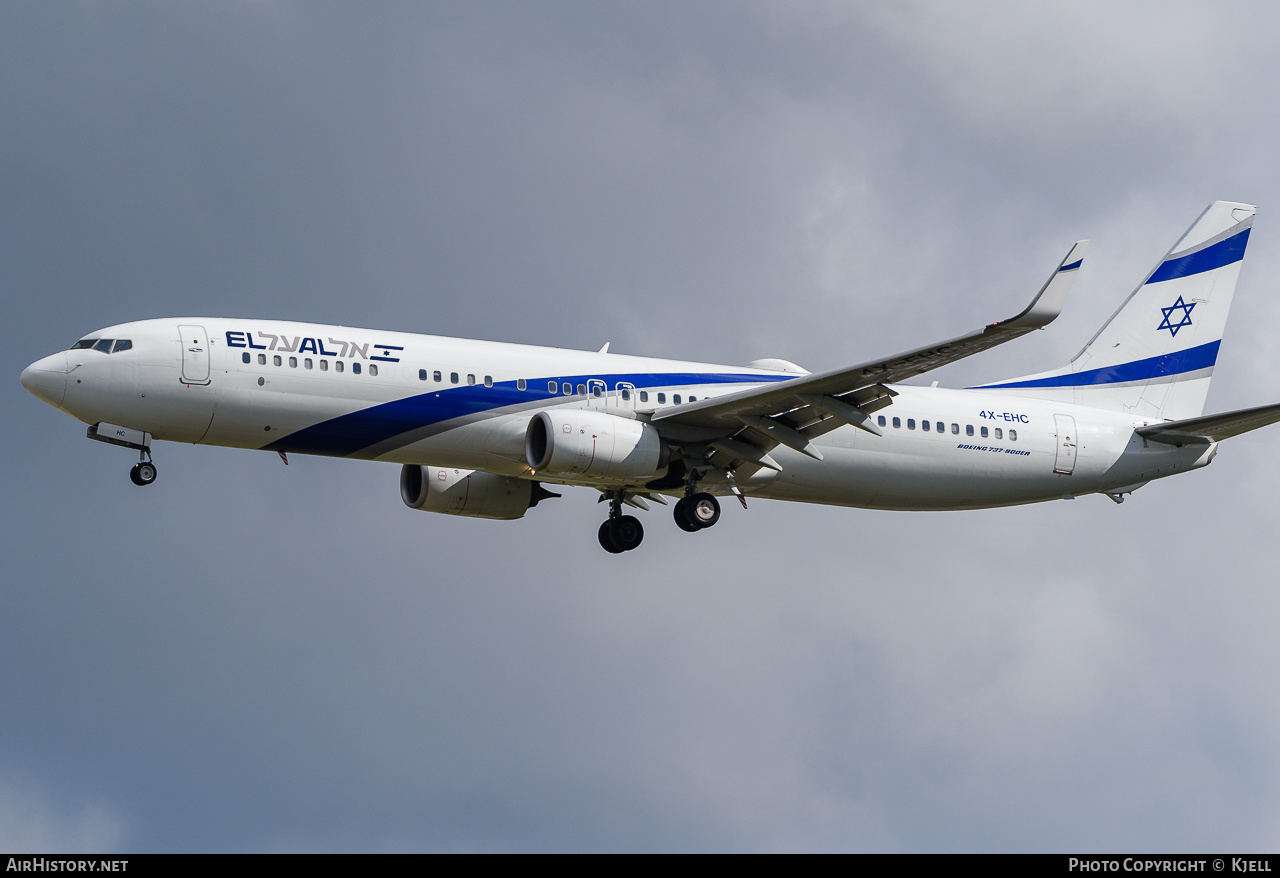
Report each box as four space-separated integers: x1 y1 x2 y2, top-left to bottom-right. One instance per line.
20 352 69 408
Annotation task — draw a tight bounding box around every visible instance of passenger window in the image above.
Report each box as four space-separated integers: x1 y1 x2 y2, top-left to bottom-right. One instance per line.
966 425 974 436
320 360 329 372
892 417 901 428
419 369 427 381
980 426 988 438
639 391 648 403
112 340 132 353
995 428 1002 439
71 339 96 350
622 388 631 401
273 355 282 366
1010 430 1018 441
577 384 586 395
93 339 114 353
305 358 313 369
369 364 378 376
242 352 250 364
673 394 682 404
451 372 459 384
907 419 915 430
878 415 886 427
289 357 297 368
517 378 526 391
563 383 572 395
258 354 266 365
689 396 696 402
922 420 930 432
951 423 959 434
467 374 476 386
484 375 493 387
936 422 944 433
657 393 666 404
434 371 442 382
352 362 361 374
336 361 344 373
548 381 558 393
592 384 602 398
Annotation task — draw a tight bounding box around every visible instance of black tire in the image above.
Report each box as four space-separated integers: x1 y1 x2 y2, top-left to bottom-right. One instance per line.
129 464 144 486
688 492 720 528
674 498 701 532
609 515 644 551
598 521 625 553
135 461 157 485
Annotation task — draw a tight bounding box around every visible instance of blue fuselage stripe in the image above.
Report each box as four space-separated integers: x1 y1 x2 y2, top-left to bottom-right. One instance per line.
265 371 793 457
979 340 1220 390
1147 228 1249 284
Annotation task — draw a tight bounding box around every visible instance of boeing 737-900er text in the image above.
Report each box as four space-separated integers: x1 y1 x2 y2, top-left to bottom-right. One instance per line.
21 201 1280 553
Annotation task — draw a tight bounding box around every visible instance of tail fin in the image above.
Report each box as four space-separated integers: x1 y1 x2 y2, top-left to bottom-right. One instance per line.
977 201 1254 420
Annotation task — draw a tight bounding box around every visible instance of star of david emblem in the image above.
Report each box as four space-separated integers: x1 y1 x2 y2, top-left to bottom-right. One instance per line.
1158 295 1196 337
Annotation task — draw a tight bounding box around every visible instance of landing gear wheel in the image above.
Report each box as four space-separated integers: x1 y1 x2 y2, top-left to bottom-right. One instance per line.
674 498 701 532
130 461 157 487
598 521 625 554
688 492 720 528
608 515 644 552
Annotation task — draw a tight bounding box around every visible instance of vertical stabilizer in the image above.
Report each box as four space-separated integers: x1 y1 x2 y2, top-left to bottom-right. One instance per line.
977 201 1254 420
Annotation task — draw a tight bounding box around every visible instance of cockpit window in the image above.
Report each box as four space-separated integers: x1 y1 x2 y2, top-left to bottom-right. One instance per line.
112 339 132 353
71 339 96 350
93 339 115 353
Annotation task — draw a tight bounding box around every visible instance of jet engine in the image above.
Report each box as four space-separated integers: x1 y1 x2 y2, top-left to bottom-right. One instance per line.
400 464 542 520
524 409 667 483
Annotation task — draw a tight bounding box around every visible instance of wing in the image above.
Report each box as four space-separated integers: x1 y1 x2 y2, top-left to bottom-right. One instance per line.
1137 402 1280 446
649 241 1088 468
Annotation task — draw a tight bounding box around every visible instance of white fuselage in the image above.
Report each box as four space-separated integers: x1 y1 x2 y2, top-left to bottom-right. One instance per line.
22 318 1215 510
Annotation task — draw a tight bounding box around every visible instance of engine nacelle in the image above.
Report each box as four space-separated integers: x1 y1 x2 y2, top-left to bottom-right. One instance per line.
400 464 534 520
524 409 667 483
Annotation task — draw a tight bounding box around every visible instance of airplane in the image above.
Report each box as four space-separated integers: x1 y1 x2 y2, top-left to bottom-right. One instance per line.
21 201 1280 553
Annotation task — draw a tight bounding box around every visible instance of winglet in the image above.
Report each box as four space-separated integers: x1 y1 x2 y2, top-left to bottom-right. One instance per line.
998 240 1089 330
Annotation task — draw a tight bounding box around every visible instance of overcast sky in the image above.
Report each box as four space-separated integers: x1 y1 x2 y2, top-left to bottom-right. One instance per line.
6 1 1280 852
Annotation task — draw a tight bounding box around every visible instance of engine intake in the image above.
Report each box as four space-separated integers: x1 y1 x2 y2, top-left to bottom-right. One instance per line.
524 409 667 483
400 464 536 520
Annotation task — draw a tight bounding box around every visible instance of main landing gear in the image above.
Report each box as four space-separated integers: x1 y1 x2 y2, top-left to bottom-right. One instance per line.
599 490 644 553
598 515 644 554
594 474 725 553
674 492 720 532
672 467 721 533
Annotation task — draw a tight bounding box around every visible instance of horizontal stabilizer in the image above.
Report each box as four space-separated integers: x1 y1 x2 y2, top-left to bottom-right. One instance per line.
1137 402 1280 446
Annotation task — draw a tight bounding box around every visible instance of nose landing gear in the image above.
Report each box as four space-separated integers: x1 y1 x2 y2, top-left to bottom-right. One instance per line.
129 458 158 486
87 423 157 487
